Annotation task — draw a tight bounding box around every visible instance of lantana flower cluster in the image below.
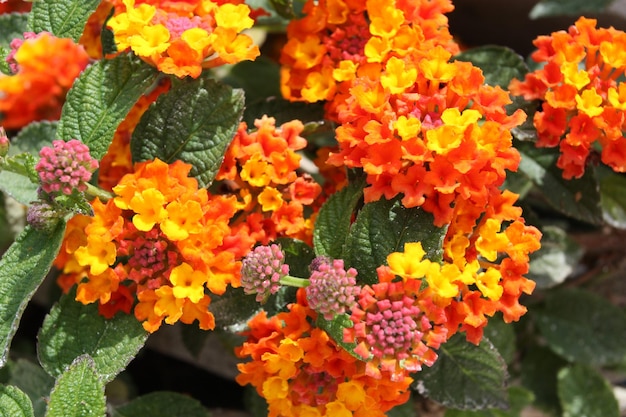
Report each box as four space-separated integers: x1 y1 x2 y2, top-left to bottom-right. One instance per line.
55 159 241 332
107 0 260 78
509 17 626 178
216 116 323 247
278 0 541 351
0 31 90 130
236 289 413 417
53 114 323 332
280 0 459 120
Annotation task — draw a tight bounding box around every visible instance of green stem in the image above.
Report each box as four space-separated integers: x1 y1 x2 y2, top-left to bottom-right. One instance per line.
279 275 310 288
84 182 113 202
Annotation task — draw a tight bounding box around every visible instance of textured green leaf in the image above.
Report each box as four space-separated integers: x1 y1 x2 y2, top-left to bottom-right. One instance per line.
599 169 626 229
316 314 358 358
529 0 616 19
535 288 626 366
0 385 34 417
0 222 66 367
0 46 9 75
276 237 316 278
11 121 57 155
208 287 261 331
45 355 105 417
269 0 296 18
223 57 281 105
520 345 566 413
483 314 516 365
0 13 29 46
557 364 619 417
343 197 447 285
444 386 534 417
313 179 364 259
413 334 508 410
528 225 583 289
454 45 527 88
0 172 38 206
516 141 603 225
37 287 148 383
131 76 244 188
57 54 158 161
242 97 325 128
27 0 101 42
8 359 55 417
111 391 210 417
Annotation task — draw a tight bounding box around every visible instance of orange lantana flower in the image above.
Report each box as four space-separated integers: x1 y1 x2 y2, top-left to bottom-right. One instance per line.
509 17 626 178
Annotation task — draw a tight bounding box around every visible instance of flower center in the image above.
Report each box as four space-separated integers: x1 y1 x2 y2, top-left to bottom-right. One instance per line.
365 296 423 360
290 366 339 407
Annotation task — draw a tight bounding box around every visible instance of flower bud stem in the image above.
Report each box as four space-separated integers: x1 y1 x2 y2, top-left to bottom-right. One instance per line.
279 275 310 288
84 182 113 202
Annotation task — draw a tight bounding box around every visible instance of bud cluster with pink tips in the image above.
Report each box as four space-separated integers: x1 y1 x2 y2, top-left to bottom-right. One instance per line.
305 257 361 320
35 139 98 196
240 243 289 303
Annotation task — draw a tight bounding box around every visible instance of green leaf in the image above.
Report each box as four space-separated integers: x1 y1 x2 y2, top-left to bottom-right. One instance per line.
209 287 261 331
269 0 296 18
223 57 281 105
276 237 316 278
343 197 447 285
57 54 158 161
454 45 527 88
242 97 325 128
8 359 55 417
0 46 9 75
528 225 583 289
11 121 57 155
27 0 101 42
37 287 148 383
557 364 619 417
516 141 603 225
111 391 210 417
413 334 508 410
313 178 364 259
535 287 626 366
0 13 29 46
444 386 535 417
529 0 616 19
0 222 66 367
316 314 358 358
0 385 34 417
131 75 244 188
483 314 516 365
598 169 626 229
0 171 38 206
45 355 106 417
520 345 566 413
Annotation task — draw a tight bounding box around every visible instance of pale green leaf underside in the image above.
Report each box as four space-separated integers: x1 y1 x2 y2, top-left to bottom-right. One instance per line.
45 355 105 417
0 385 35 417
37 288 148 384
0 222 66 367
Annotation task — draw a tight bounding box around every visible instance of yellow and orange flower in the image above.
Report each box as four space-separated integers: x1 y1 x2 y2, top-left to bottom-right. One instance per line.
509 17 626 178
280 0 459 120
107 0 260 78
216 116 322 248
0 32 90 130
236 289 412 417
55 158 240 332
